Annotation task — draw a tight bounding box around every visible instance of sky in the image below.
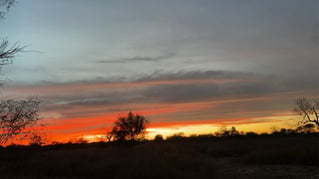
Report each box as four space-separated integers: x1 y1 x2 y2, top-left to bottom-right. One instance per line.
1 0 318 142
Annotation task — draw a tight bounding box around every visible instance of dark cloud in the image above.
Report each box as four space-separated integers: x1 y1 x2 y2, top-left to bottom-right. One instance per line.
137 70 252 82
139 71 318 103
142 84 220 103
97 52 175 64
96 60 127 64
39 70 317 105
20 69 315 121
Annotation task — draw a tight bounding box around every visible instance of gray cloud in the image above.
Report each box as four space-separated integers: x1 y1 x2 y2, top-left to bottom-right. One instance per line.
137 70 252 82
5 69 312 121
139 71 318 104
97 52 175 64
36 69 317 113
142 84 220 103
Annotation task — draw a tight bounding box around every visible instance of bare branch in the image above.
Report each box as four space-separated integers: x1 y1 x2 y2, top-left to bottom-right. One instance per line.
0 39 26 63
294 98 319 128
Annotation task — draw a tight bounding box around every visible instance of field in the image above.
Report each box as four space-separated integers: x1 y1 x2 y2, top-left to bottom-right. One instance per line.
0 134 318 179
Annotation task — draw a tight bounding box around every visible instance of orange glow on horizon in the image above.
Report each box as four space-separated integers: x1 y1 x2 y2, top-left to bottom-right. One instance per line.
2 81 314 145
41 114 296 144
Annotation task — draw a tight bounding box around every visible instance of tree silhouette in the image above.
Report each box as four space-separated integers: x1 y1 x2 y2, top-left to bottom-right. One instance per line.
154 134 164 142
110 111 148 141
0 0 25 82
0 1 43 146
29 133 44 146
294 98 319 128
0 97 40 145
229 126 239 136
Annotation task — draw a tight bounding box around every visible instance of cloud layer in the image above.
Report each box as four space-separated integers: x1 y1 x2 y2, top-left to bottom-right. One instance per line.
1 0 318 141
2 69 317 140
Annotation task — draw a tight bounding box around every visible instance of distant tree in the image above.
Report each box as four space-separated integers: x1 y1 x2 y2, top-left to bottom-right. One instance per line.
218 126 239 137
229 126 239 136
0 97 41 145
75 138 88 144
166 132 185 141
294 98 319 128
105 130 113 142
218 126 229 137
29 133 44 146
286 129 297 134
245 132 258 136
110 111 148 141
279 128 287 135
154 134 164 142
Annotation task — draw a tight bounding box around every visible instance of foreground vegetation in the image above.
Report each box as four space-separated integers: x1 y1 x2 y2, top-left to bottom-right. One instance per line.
0 134 318 179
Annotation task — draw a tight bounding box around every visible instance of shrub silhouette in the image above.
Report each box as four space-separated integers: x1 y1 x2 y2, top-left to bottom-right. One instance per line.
0 97 41 145
110 111 148 141
154 134 164 142
296 123 316 134
29 134 44 146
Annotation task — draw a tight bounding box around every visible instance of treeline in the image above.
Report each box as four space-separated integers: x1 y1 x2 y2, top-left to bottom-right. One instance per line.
159 125 319 142
1 125 318 150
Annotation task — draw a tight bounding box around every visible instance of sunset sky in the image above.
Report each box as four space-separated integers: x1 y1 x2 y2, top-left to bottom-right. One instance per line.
1 0 318 142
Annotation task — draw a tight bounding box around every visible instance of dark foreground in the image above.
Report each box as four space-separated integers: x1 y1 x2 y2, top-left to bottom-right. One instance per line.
0 135 318 179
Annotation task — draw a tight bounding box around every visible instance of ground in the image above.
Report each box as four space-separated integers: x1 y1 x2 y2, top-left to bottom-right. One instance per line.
0 134 318 178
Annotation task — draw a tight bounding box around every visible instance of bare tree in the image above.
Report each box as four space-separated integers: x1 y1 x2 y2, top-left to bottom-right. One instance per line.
0 97 41 145
0 1 43 146
0 0 25 81
110 111 148 141
105 131 113 142
294 98 319 128
0 40 25 77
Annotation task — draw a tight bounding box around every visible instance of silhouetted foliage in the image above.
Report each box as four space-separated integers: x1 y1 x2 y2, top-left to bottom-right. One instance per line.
294 98 319 127
217 126 239 137
296 123 316 134
245 132 258 137
29 133 44 146
0 97 41 145
166 132 185 141
75 138 88 144
280 128 287 134
110 111 148 141
229 126 239 136
154 134 164 142
105 131 113 142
